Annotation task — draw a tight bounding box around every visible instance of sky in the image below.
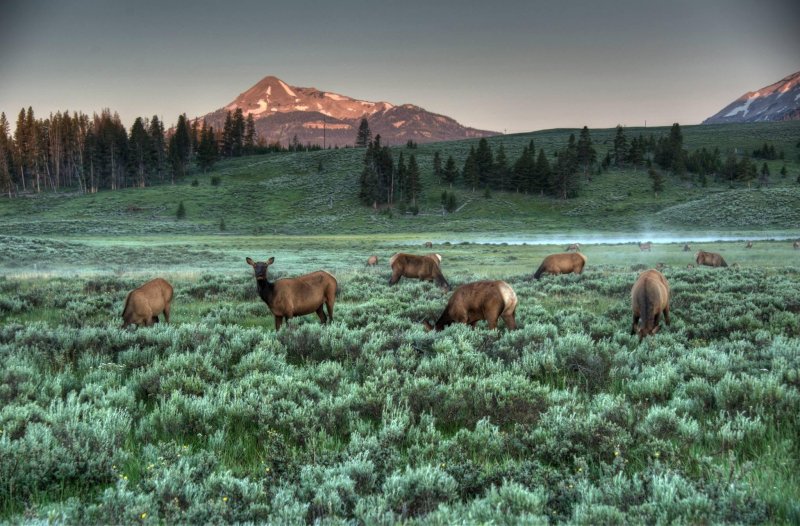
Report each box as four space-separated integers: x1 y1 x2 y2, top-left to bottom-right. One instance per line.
1 0 798 133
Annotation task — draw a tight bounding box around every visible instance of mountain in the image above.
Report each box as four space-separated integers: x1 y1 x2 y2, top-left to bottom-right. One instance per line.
195 76 498 147
703 71 800 124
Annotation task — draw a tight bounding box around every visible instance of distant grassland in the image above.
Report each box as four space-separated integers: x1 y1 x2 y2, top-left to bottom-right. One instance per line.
0 121 798 237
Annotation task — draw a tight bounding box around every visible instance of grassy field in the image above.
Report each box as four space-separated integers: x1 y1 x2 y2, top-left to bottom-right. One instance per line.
1 121 799 523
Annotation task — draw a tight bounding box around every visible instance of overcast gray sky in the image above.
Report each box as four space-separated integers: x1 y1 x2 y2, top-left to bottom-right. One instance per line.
1 0 798 132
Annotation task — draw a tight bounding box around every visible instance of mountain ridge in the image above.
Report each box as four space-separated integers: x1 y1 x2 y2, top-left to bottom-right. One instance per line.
703 71 800 124
196 75 498 147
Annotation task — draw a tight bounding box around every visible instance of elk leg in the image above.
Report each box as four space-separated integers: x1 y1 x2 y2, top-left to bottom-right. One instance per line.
274 316 283 331
664 307 670 325
164 303 171 323
326 296 334 323
316 305 327 324
502 313 517 330
631 314 639 335
487 317 498 329
388 271 401 285
151 316 159 324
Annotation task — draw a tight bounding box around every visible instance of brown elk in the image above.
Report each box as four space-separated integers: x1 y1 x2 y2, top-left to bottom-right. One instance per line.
565 243 581 252
424 241 433 248
121 278 173 328
366 255 379 267
533 252 587 279
794 240 799 250
246 257 337 330
695 250 728 267
745 241 753 249
683 244 691 252
424 280 517 331
639 242 652 251
631 269 670 339
389 253 450 290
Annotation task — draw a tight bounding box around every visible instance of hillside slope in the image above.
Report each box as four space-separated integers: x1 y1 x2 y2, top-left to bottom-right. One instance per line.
0 121 798 238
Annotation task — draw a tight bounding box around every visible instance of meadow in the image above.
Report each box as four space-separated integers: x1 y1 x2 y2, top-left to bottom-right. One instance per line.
1 236 799 524
1 121 800 523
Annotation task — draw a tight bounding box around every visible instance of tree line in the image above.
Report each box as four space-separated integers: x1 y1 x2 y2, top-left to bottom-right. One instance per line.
0 106 327 197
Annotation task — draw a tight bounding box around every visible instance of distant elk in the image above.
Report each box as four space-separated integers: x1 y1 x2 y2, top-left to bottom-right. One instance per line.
389 253 450 290
683 244 691 252
366 255 379 267
565 243 581 252
631 269 671 339
745 241 753 249
121 278 173 328
424 280 518 331
424 241 433 248
639 242 652 251
533 252 587 279
695 250 728 268
686 264 694 269
794 240 799 250
246 257 337 330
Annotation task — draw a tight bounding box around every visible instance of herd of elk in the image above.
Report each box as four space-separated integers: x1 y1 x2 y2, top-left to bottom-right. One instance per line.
122 238 795 338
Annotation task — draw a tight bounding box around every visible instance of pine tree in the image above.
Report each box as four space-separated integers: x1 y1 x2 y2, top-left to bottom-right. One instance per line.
493 144 509 191
197 121 218 171
532 149 551 194
613 125 628 167
432 151 442 182
463 146 479 191
407 154 422 207
442 155 457 187
475 138 494 187
511 145 533 193
231 108 245 156
548 136 579 199
168 114 191 181
737 156 756 187
221 111 234 157
148 115 166 184
244 114 256 154
355 118 371 148
396 152 407 203
129 117 151 187
576 126 596 179
649 167 664 196
176 200 186 219
780 165 787 178
759 162 770 187
0 112 12 197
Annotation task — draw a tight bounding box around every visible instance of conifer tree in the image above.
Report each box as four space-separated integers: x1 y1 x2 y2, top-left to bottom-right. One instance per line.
780 165 787 178
176 200 186 219
432 151 442 182
197 121 218 171
475 138 494 187
548 135 579 199
168 114 191 181
613 125 628 167
129 117 151 187
148 115 166 183
649 167 664 196
463 146 479 191
576 126 596 179
231 108 245 156
244 114 256 154
407 154 422 207
442 155 458 187
396 152 407 203
511 145 533 193
355 118 371 148
221 111 234 157
532 149 551 195
493 144 509 191
759 162 770 187
0 112 12 197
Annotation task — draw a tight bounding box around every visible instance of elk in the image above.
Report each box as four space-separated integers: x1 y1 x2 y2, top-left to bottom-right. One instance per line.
695 250 728 268
794 240 799 250
424 241 433 248
389 253 450 290
366 255 379 267
246 257 337 330
639 242 652 251
533 252 587 279
631 269 670 339
121 278 173 328
424 280 517 331
683 244 691 252
565 243 581 252
745 241 753 249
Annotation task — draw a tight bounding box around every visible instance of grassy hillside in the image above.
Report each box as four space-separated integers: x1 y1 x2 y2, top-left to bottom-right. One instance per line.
0 121 798 237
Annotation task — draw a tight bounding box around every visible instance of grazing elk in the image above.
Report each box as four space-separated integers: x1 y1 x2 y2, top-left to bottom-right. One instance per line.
366 255 379 267
533 252 587 279
631 269 670 339
639 242 652 251
121 278 173 328
565 243 581 252
389 253 450 290
424 241 433 248
695 250 728 268
745 241 753 249
683 244 691 252
794 240 799 250
246 257 337 330
424 280 517 331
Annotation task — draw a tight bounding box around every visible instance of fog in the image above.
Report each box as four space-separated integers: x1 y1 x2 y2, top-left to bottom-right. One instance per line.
424 232 798 246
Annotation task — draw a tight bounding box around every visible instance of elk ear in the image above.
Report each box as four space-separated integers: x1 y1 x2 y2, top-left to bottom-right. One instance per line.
267 257 275 265
246 257 255 266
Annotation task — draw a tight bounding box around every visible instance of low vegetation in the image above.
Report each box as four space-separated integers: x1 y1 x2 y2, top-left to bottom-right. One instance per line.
1 240 799 523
